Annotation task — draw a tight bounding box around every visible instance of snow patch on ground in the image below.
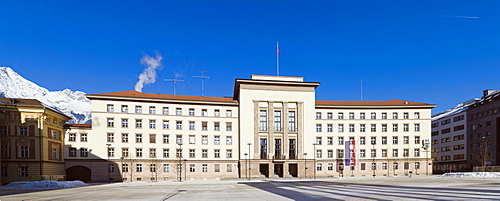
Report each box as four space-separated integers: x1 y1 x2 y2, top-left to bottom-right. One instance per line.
1 180 88 189
440 172 500 178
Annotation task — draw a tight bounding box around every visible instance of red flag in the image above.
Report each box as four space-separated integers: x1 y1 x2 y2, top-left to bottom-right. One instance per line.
277 44 280 55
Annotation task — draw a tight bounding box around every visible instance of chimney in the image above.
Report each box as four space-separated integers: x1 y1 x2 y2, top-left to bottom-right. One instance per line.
483 89 495 98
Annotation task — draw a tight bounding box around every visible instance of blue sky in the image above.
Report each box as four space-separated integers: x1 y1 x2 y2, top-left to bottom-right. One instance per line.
1 1 499 113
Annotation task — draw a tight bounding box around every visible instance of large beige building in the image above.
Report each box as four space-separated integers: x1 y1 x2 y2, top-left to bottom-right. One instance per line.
64 75 435 182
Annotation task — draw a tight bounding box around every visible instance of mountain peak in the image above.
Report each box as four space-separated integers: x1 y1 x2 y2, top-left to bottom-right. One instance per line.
0 66 91 124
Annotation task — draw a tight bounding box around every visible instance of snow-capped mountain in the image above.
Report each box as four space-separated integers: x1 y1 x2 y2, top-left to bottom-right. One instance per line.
0 67 91 124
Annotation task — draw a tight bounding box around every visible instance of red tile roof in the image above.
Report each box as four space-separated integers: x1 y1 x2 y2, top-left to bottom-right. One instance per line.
316 99 434 106
0 98 44 107
88 91 237 103
65 124 92 128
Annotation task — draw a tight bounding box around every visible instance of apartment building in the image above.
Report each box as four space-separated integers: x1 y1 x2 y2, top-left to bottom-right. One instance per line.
64 75 435 181
430 99 476 173
0 98 71 184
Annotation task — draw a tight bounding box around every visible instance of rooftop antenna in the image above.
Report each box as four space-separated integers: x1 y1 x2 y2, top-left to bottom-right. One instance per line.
193 71 210 96
360 78 363 101
163 79 184 95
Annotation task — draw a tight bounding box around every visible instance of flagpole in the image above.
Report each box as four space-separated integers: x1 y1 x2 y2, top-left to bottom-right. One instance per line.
276 41 279 76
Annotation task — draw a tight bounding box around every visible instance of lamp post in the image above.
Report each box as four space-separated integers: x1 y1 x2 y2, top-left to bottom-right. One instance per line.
106 143 111 183
244 153 248 180
120 156 124 182
303 153 307 178
422 140 430 176
247 143 252 180
178 143 183 182
183 159 187 181
372 143 376 177
313 143 317 180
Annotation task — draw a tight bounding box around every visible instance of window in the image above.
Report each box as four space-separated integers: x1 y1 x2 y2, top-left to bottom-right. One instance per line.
316 137 322 145
68 147 77 157
107 104 114 112
414 124 420 132
136 106 142 113
392 149 398 157
201 109 208 116
274 111 281 131
371 137 376 145
136 134 142 143
214 136 220 144
393 162 398 170
403 112 409 119
19 166 28 177
176 108 182 115
327 112 333 119
393 112 398 119
403 136 409 144
403 149 409 157
288 111 296 131
382 137 387 144
338 113 343 119
360 149 366 158
108 148 115 157
189 108 195 116
360 124 365 132
327 124 333 132
149 120 156 129
176 121 182 130
122 164 129 172
189 135 195 144
122 105 128 113
328 150 333 158
327 137 333 145
162 121 169 129
69 133 76 141
202 122 208 130
359 112 365 119
349 124 354 132
414 112 419 119
136 119 142 128
337 149 344 158
202 150 208 158
214 122 220 131
371 149 376 157
214 109 220 117
202 164 208 172
136 148 142 157
371 163 376 170
382 124 387 132
260 110 267 131
214 149 220 158
162 164 169 172
415 136 420 144
163 107 169 115
80 148 88 157
392 136 398 144
371 113 376 119
107 118 114 127
122 148 129 157
360 137 365 145
382 149 387 157
122 119 129 128
0 126 6 135
20 145 28 158
188 121 195 130
189 164 195 172
122 133 129 143
392 124 398 132
226 110 232 117
316 112 321 119
107 133 114 142
403 124 409 132
202 136 208 144
338 137 344 145
162 149 169 158
382 163 387 170
349 112 354 119
150 164 156 172
226 136 232 145
136 164 143 172
176 135 182 144
189 149 195 158
415 162 420 169
316 163 322 171
414 149 420 157
382 113 387 119
371 124 376 132
316 124 322 132
226 122 232 131
226 150 232 158
338 124 344 132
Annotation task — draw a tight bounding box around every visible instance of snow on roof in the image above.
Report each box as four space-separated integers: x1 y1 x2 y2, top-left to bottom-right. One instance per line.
431 98 478 121
1 180 87 189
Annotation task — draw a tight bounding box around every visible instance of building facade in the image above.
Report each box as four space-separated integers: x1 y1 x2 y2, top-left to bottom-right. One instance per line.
0 98 70 184
64 75 435 181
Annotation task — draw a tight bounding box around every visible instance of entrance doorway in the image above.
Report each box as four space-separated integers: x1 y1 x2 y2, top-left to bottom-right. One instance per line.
66 166 92 182
274 164 283 177
259 164 269 178
289 164 298 177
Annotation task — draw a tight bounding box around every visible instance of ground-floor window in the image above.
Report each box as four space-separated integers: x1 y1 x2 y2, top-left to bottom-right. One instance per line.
316 163 322 171
19 166 28 177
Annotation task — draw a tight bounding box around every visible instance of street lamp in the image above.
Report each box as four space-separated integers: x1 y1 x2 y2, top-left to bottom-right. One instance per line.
120 156 124 182
303 153 307 178
313 143 317 180
244 153 248 180
247 143 252 180
372 143 376 177
106 143 111 183
178 143 183 182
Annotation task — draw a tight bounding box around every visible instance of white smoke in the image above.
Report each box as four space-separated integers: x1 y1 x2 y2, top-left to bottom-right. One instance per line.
134 52 163 92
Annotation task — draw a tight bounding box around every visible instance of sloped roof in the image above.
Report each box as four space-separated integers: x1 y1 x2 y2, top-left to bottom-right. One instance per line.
88 91 237 103
65 124 92 128
0 98 44 107
316 99 435 107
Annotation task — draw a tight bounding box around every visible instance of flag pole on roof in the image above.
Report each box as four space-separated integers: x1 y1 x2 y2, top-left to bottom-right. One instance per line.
276 41 280 76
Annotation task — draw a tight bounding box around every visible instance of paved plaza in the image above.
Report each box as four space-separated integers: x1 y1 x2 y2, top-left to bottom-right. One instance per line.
1 175 500 200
